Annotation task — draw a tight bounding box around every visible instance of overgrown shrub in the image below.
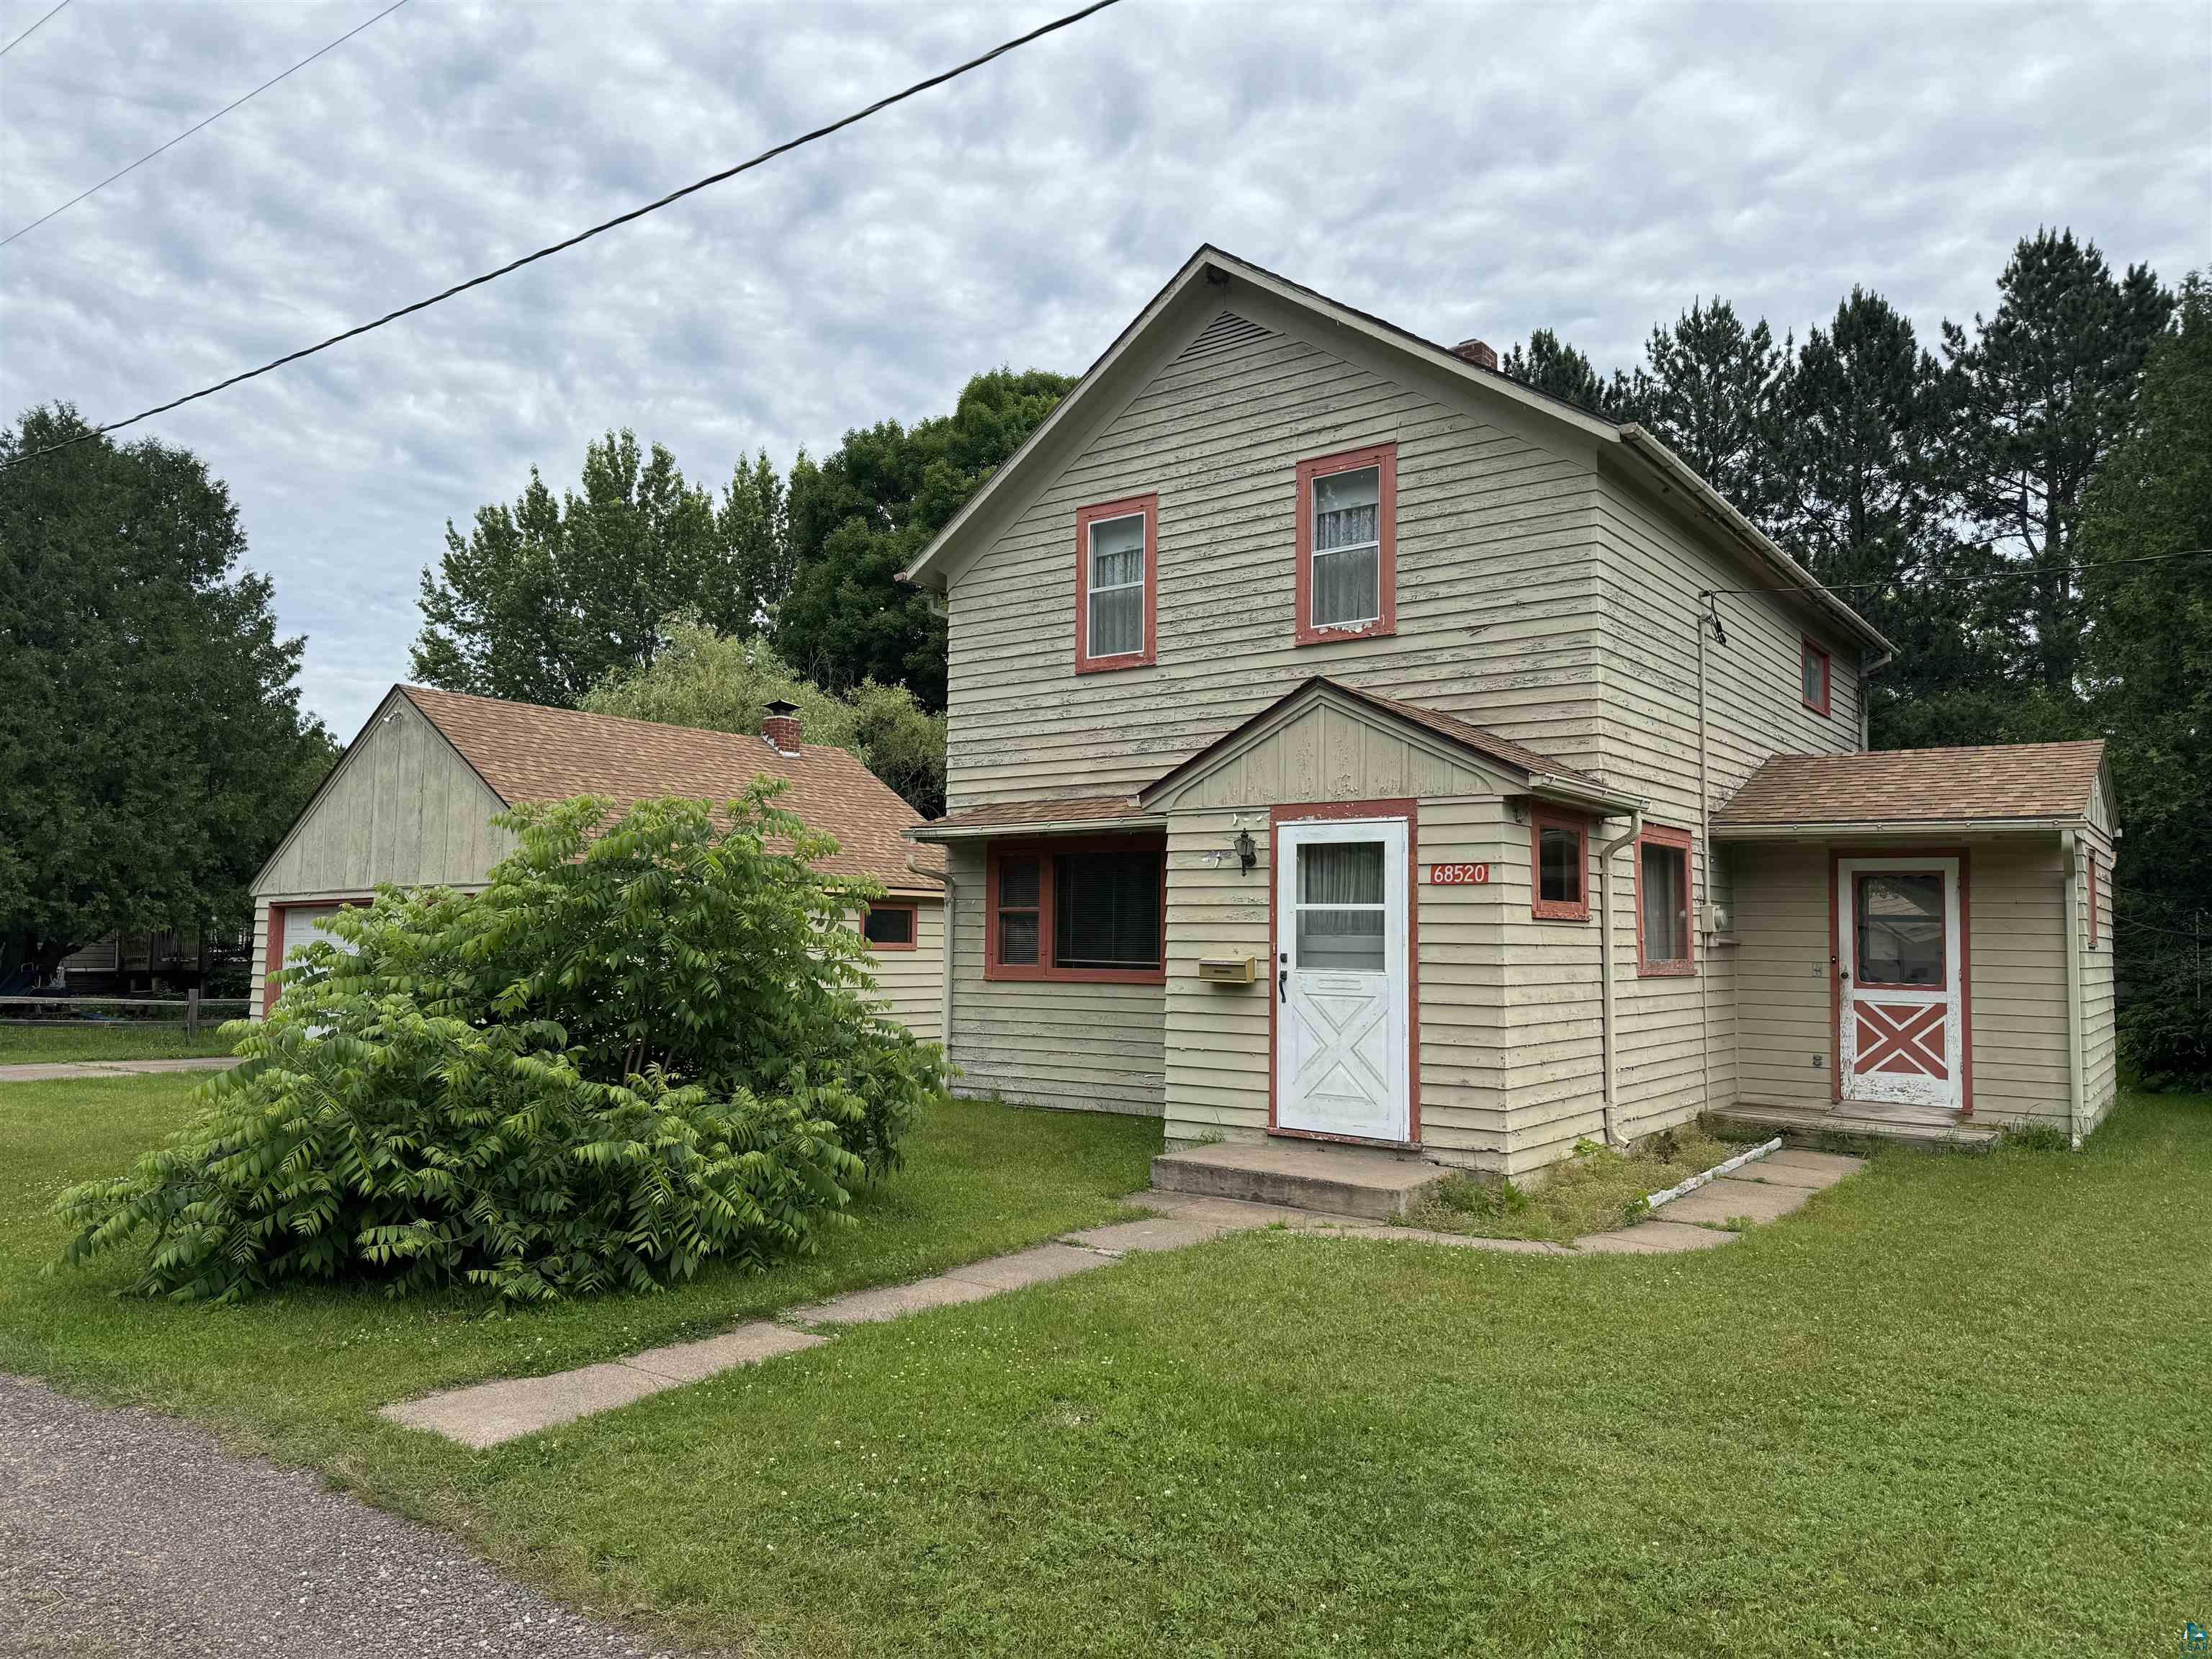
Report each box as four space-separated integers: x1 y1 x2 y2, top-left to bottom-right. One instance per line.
55 789 950 1303
2118 968 2212 1092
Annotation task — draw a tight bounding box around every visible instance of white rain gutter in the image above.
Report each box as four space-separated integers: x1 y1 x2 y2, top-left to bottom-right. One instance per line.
2060 830 2086 1151
1596 806 1643 1148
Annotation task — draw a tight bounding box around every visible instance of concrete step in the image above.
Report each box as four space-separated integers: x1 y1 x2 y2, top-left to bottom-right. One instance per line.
1712 1102 2001 1150
1151 1138 1448 1220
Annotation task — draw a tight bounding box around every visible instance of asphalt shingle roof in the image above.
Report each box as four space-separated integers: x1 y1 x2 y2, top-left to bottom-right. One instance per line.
400 685 943 893
1714 740 2107 827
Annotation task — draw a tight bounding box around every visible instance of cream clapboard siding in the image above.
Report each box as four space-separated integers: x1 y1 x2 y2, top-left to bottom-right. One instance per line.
1968 840 2071 1128
1586 464 1862 1138
943 841 1165 1116
860 899 945 1045
943 301 1606 813
1492 817 1611 1173
1149 696 1514 1162
2077 822 2118 1131
250 693 511 1013
1729 844 1835 1110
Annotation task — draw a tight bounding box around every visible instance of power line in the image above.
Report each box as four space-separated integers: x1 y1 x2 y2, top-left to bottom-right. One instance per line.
0 0 1123 471
0 0 70 59
3 0 411 249
1703 547 2212 601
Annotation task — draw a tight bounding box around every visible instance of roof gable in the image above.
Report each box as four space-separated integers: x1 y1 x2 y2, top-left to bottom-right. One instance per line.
1139 678 1635 814
898 244 1889 657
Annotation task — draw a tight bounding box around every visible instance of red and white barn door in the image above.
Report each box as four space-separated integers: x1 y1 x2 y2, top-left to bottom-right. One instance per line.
1835 856 1964 1113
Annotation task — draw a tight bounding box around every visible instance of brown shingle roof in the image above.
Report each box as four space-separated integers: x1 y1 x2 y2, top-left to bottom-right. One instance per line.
400 685 942 892
1714 741 2107 828
917 796 1151 835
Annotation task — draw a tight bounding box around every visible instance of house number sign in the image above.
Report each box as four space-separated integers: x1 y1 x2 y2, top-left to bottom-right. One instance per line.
1428 862 1490 885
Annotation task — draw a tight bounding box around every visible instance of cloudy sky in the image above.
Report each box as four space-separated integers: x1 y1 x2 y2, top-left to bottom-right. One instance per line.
4 0 2206 737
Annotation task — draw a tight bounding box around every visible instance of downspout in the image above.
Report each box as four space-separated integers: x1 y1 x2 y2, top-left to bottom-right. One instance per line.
910 850 954 1053
2060 830 2085 1151
1597 808 1643 1148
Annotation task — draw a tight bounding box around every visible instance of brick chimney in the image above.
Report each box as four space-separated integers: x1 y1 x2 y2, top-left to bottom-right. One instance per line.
762 699 801 756
1452 338 1498 371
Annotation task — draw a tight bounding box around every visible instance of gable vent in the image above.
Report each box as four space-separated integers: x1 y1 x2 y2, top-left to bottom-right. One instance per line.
1175 310 1273 363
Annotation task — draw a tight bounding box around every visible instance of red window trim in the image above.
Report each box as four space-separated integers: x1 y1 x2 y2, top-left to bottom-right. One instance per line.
1294 442 1398 647
984 834 1166 984
1073 495 1159 674
861 902 918 952
1265 799 1421 1148
1633 823 1696 977
2087 850 2100 949
1529 807 1591 922
1801 636 1833 717
1849 869 1949 990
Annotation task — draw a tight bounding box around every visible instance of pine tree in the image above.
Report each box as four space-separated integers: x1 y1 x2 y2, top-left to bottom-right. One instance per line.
1941 228 2173 698
1499 329 1615 417
1617 298 1789 521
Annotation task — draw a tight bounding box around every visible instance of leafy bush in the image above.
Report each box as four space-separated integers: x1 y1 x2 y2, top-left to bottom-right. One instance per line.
56 788 950 1303
2119 968 2212 1092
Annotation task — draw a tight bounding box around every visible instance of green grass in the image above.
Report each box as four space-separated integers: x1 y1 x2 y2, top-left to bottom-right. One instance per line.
4 1082 2208 1658
0 1022 240 1064
1407 1124 1742 1242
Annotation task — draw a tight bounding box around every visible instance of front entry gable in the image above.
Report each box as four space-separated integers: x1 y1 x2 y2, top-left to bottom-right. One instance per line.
1143 680 1536 814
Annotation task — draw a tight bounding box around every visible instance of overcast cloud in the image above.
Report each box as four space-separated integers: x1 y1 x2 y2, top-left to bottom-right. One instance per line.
4 0 2206 737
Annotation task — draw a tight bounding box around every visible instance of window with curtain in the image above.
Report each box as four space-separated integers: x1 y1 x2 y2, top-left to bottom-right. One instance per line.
1294 840 1387 971
1639 835 1691 971
1309 465 1381 630
1087 513 1147 660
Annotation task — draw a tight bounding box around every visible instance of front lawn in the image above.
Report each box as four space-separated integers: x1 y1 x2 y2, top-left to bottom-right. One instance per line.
3 1081 2206 1658
0 1022 239 1064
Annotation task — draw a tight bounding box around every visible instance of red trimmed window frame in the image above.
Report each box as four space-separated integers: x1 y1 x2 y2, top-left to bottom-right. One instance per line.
1073 495 1159 674
1294 442 1398 646
1634 822 1697 977
860 902 918 952
2087 850 2100 949
1529 807 1591 922
1801 636 1833 717
984 834 1167 985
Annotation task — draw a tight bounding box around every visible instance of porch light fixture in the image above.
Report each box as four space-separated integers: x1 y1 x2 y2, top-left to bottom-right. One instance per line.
1234 827 1258 874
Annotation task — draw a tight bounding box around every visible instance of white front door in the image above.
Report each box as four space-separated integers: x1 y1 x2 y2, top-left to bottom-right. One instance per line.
1274 817 1411 1142
1835 856 1964 1113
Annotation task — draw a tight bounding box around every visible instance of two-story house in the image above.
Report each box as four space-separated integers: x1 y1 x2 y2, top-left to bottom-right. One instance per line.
901 248 2117 1178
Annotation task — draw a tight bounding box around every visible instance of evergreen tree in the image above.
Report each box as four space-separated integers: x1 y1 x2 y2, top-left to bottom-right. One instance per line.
1941 228 2173 698
1768 288 2000 746
1616 298 1789 521
1500 328 1615 416
776 368 1074 709
0 406 337 979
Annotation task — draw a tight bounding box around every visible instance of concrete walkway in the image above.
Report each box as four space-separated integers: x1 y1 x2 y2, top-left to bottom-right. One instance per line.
383 1146 1864 1450
0 1056 235 1082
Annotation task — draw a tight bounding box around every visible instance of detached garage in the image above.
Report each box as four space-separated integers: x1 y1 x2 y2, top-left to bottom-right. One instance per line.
251 685 946 1040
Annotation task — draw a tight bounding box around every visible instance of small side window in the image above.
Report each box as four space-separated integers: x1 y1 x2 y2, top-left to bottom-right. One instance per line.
862 904 916 950
1530 809 1589 922
1802 637 1832 716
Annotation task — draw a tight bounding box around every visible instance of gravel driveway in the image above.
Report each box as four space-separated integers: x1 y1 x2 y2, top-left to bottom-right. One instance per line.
0 1375 703 1658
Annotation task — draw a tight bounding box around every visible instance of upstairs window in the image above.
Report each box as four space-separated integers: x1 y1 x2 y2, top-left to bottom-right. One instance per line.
1636 824 1696 976
861 904 916 950
1295 443 1397 644
1801 637 1832 716
1531 809 1590 921
1074 496 1157 672
988 837 1165 982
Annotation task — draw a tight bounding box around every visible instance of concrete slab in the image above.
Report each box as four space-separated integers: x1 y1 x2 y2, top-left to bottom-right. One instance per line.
1761 1148 1869 1177
1740 1159 1852 1190
1575 1220 1737 1254
621 1321 824 1384
944 1243 1112 1289
1331 1226 1573 1255
1065 1214 1244 1253
380 1362 667 1449
1656 1176 1809 1227
1151 1138 1447 1220
0 1057 237 1083
793 1273 1001 1326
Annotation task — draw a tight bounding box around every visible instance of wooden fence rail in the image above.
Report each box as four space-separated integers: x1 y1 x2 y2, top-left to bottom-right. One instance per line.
0 993 252 1037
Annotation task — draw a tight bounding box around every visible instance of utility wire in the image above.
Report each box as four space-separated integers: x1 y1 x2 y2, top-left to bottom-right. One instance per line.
0 0 68 58
3 0 410 249
1702 547 2212 601
0 0 1123 470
